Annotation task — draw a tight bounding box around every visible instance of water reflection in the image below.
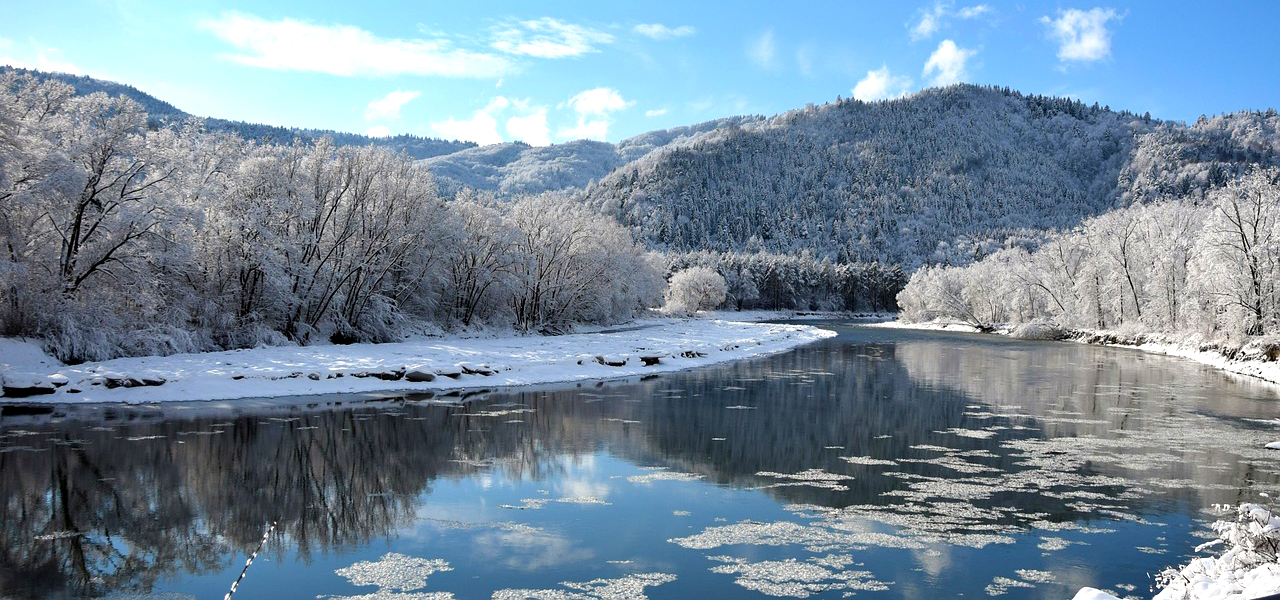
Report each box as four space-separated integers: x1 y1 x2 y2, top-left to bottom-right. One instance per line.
1 323 1278 598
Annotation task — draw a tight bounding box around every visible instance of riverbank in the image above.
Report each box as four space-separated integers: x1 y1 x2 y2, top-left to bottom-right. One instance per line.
0 317 835 404
869 320 1280 387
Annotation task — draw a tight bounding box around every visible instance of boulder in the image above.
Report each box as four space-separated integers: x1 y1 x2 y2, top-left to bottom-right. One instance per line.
405 369 436 382
594 355 627 367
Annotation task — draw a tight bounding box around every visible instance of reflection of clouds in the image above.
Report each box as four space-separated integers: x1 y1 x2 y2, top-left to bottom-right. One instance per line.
558 477 611 500
559 453 596 473
472 529 595 571
911 544 952 578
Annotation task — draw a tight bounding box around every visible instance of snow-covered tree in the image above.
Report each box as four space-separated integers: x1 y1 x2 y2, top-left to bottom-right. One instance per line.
664 267 727 316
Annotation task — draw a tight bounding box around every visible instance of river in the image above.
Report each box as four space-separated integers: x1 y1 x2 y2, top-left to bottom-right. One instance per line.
2 321 1278 599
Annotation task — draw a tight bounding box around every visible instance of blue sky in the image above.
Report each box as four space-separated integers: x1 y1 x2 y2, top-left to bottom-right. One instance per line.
1 1 1276 145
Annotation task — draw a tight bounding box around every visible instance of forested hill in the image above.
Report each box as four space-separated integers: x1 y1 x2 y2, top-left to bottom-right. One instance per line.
577 86 1148 267
0 66 476 159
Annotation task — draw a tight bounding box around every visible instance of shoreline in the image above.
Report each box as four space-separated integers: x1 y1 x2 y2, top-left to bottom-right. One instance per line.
867 320 1280 388
0 316 837 405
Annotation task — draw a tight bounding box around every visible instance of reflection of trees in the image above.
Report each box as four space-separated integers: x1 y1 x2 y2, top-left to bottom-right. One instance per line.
3 325 1280 596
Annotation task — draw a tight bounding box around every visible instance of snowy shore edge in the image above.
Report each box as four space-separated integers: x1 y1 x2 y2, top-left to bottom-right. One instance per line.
869 320 1280 387
0 318 836 404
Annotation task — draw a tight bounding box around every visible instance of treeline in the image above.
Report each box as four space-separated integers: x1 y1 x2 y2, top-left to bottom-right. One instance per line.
666 251 904 312
898 168 1280 340
0 73 661 362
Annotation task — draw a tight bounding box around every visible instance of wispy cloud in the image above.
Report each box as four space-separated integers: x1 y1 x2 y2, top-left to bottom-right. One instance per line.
365 90 420 121
911 2 995 41
1040 7 1121 63
747 29 778 70
633 23 696 40
491 17 613 58
853 65 913 101
644 108 668 117
558 87 632 141
199 12 510 77
923 39 976 86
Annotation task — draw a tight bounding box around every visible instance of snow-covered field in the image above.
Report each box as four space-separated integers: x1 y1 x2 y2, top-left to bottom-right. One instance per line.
0 318 835 404
868 320 1280 387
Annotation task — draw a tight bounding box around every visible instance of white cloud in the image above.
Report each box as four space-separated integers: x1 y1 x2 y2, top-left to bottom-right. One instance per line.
911 4 948 41
558 87 632 141
923 39 976 86
199 12 510 78
747 29 777 70
911 2 995 41
644 108 668 117
485 96 512 112
491 17 613 59
633 23 696 40
431 110 502 145
565 87 633 116
853 65 913 101
366 125 391 137
364 90 420 121
557 119 609 141
1041 7 1120 62
507 111 550 146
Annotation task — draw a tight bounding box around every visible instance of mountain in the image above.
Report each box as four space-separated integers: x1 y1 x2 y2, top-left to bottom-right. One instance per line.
0 66 476 159
430 86 1279 270
423 115 760 196
579 86 1156 267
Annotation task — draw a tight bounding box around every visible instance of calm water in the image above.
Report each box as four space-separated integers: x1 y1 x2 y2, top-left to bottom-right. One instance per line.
3 322 1280 599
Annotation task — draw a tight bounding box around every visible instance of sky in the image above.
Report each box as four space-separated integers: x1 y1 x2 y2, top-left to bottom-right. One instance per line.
1 1 1277 146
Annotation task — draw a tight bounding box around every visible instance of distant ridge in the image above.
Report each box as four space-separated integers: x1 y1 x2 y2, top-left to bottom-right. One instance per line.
0 66 476 159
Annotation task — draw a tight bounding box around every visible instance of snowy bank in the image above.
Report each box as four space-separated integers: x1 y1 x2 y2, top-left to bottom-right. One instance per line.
1072 504 1280 600
869 320 1280 387
0 319 835 404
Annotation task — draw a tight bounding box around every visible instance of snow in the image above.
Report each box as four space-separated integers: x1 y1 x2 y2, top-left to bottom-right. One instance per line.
0 318 834 404
1266 442 1280 450
1072 588 1122 600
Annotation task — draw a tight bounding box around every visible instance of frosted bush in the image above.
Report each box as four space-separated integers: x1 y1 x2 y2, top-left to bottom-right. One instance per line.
664 267 728 316
1153 503 1280 599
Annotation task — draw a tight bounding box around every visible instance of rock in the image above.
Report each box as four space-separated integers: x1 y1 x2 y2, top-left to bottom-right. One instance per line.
104 377 147 389
307 373 321 381
138 376 166 387
369 370 405 381
438 370 462 380
640 356 662 366
460 364 496 376
1 373 60 397
594 355 627 367
405 370 436 382
679 350 707 359
2 384 56 397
